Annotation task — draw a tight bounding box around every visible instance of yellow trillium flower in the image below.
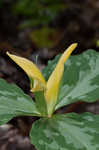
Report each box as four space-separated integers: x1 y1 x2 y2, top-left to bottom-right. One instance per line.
6 52 46 92
7 43 77 116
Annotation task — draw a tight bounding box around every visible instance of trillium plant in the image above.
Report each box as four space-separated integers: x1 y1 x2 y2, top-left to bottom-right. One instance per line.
0 43 99 150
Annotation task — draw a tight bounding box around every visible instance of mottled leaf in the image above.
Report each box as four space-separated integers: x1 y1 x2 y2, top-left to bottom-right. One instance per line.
43 50 99 110
0 79 40 124
30 113 99 150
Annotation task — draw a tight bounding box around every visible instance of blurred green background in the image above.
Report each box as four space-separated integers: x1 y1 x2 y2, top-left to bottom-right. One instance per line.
0 0 99 51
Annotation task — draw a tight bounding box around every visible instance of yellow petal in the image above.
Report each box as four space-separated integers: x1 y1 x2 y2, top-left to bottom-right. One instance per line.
7 52 46 92
45 43 77 115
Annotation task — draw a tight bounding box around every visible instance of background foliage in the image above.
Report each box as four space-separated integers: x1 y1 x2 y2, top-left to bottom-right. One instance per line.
0 0 99 48
13 0 65 27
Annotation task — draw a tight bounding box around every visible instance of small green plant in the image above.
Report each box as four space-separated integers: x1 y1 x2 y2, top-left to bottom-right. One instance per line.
0 43 99 150
30 27 57 48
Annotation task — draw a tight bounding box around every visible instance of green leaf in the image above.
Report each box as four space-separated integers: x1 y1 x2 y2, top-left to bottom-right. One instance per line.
43 50 99 110
0 79 40 125
30 113 99 150
34 91 48 117
0 114 15 125
43 54 60 80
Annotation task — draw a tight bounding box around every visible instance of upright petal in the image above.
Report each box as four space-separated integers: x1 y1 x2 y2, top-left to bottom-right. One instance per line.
45 43 77 116
7 52 46 92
